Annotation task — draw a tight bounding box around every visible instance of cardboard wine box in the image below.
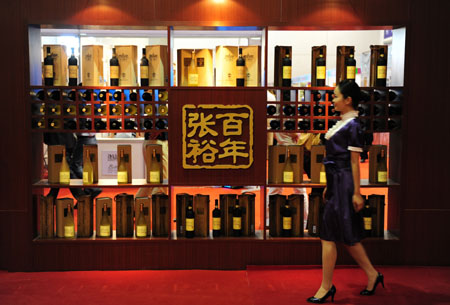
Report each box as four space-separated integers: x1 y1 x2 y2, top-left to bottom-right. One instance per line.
311 145 326 184
177 49 214 86
288 194 304 237
274 46 292 87
307 193 323 237
115 45 138 86
145 144 163 183
176 193 193 237
43 45 68 86
215 46 238 86
135 197 151 237
146 45 169 86
83 144 98 183
269 194 285 237
220 194 237 237
56 198 74 238
82 45 103 86
47 145 65 184
39 195 54 238
369 45 388 87
311 46 327 86
115 193 134 237
194 194 210 237
242 46 261 87
368 195 385 237
268 145 304 184
76 195 93 238
95 197 112 237
152 193 170 237
336 46 355 84
369 145 388 183
238 192 255 236
117 145 132 183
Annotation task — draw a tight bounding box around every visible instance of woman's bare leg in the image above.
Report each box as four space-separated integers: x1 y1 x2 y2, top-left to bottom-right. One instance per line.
314 240 337 298
344 242 379 289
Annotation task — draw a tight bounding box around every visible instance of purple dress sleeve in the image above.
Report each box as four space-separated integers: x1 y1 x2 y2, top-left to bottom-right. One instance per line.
347 119 364 152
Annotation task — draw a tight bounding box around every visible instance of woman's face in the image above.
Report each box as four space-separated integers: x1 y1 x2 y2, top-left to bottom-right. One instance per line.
332 86 351 113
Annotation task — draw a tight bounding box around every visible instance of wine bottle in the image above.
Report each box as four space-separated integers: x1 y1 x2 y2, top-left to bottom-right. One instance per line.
298 105 310 116
283 149 294 183
360 90 371 103
68 90 80 101
298 119 310 131
236 47 245 87
313 104 325 116
283 104 295 116
319 163 327 184
99 203 111 237
212 199 221 237
82 119 92 130
282 201 292 237
99 90 112 101
377 149 388 183
94 119 106 130
346 48 356 81
117 149 128 184
388 90 401 101
113 90 122 101
149 149 161 183
267 105 277 116
282 90 291 102
328 105 338 116
282 48 292 87
48 118 62 129
44 46 54 86
315 48 326 86
64 104 76 115
157 104 168 116
372 119 384 131
388 118 401 130
373 104 385 116
373 90 386 101
136 203 147 238
95 104 107 116
59 148 70 185
83 149 94 185
312 90 322 102
31 90 46 101
326 90 334 102
79 104 91 115
110 48 120 86
187 51 198 87
358 104 370 116
49 104 61 115
129 91 137 101
388 104 402 116
125 119 136 130
49 90 64 101
284 120 295 130
232 199 242 237
64 203 75 238
110 119 121 130
328 119 338 128
142 91 152 101
64 119 77 130
110 104 122 115
185 203 195 238
376 48 387 87
140 48 149 87
314 119 325 130
32 118 45 129
37 103 46 115
362 203 372 237
124 104 137 115
82 89 97 101
144 104 153 115
155 119 167 130
269 119 280 130
68 48 78 86
158 90 169 101
143 119 153 130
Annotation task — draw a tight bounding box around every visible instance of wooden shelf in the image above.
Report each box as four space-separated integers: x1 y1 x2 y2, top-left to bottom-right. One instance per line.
267 179 400 188
32 179 169 188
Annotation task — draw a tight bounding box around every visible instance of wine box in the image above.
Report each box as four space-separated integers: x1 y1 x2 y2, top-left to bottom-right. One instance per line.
336 46 355 84
288 194 304 237
175 193 193 237
115 193 134 237
152 193 170 237
369 145 388 183
95 197 112 237
307 193 323 237
135 197 151 237
219 194 237 237
238 192 255 237
145 144 163 183
47 145 65 184
43 45 68 86
369 45 388 87
177 49 213 86
83 144 98 183
76 195 93 238
39 195 54 238
310 145 326 184
115 45 138 86
117 145 132 183
369 194 385 237
274 46 292 87
145 45 169 86
242 46 261 87
56 198 74 238
81 45 103 86
215 46 238 86
269 194 285 237
194 194 210 237
268 145 304 184
311 46 327 86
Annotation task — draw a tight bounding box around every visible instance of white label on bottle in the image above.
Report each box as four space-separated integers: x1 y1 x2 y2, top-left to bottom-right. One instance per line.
283 171 294 183
83 172 91 184
110 66 119 79
320 171 327 184
346 66 355 79
59 172 70 184
378 171 388 183
233 217 241 230
140 66 149 79
117 171 128 183
316 66 326 79
237 66 245 79
64 225 74 238
364 217 372 230
149 171 160 183
188 74 198 86
136 225 147 237
283 217 292 230
99 225 110 237
377 66 387 79
44 65 53 78
213 217 221 230
283 66 291 79
313 225 317 234
186 218 194 232
69 66 78 78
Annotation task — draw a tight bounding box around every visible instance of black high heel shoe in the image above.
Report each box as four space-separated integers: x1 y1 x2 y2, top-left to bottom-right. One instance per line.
307 285 336 303
360 272 384 296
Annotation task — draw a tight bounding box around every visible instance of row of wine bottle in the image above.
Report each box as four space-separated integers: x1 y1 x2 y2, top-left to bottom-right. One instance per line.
268 118 400 131
273 89 402 103
32 117 167 130
32 103 168 116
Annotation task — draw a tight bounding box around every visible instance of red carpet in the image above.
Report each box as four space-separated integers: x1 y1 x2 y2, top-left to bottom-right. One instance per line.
1 266 450 305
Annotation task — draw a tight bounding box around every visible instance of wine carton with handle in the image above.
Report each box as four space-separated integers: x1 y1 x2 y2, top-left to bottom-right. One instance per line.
152 193 170 237
47 145 65 184
238 192 255 237
146 45 169 86
77 195 93 238
82 45 103 86
115 45 138 86
194 194 209 237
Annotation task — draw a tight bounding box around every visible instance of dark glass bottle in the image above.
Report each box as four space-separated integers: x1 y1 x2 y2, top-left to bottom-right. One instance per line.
373 90 386 101
315 48 326 86
64 119 77 130
68 47 78 86
388 90 401 101
232 199 242 237
298 119 310 131
142 91 153 101
388 104 402 116
281 202 292 237
212 199 221 238
345 48 356 81
143 119 153 130
185 203 195 238
236 47 245 87
113 90 122 101
44 46 54 86
155 119 167 130
313 119 325 130
110 119 121 130
312 90 322 102
282 90 291 102
68 90 80 101
282 49 292 87
49 90 62 101
110 48 119 86
313 104 325 116
81 119 92 130
372 119 385 131
326 90 334 102
328 119 338 129
388 118 401 130
99 90 112 101
283 105 295 116
298 104 310 116
125 119 136 130
31 90 46 101
140 48 149 87
373 104 385 116
129 91 138 101
94 119 106 130
284 120 295 130
358 104 371 116
362 203 372 237
376 48 387 87
32 118 45 129
82 89 97 101
360 90 371 103
328 105 338 116
269 120 280 130
267 105 277 116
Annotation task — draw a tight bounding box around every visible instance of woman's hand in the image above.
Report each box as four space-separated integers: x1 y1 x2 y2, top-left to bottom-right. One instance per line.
352 193 364 212
322 187 328 203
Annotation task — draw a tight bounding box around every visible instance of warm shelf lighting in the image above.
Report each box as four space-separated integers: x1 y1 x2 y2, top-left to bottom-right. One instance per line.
213 0 225 3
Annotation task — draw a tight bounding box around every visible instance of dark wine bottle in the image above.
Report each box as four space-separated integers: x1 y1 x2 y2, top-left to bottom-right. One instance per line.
298 104 310 116
284 120 295 130
313 104 325 116
281 201 292 237
64 119 77 130
79 104 91 115
212 199 221 238
68 90 80 101
373 90 386 102
236 47 245 87
31 90 46 101
313 119 325 130
326 90 334 101
44 46 54 86
372 119 385 131
81 119 92 130
49 90 64 101
283 105 295 116
282 48 292 87
142 91 153 101
282 90 291 102
328 105 338 116
110 48 119 86
312 90 322 102
32 118 45 129
269 119 280 130
155 119 167 130
82 89 97 101
68 48 78 86
232 199 242 237
358 104 371 116
298 119 310 131
345 48 356 81
185 203 195 238
99 90 112 101
362 202 372 237
376 48 387 87
140 48 149 87
48 118 61 129
388 90 401 101
388 118 401 130
94 119 106 130
113 90 122 101
373 104 385 116
328 119 338 128
143 119 153 130
360 90 371 103
129 91 138 101
388 104 402 116
267 105 277 116
110 119 121 130
124 119 136 130
315 48 326 86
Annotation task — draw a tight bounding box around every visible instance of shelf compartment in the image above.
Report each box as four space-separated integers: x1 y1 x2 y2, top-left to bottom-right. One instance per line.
33 179 169 188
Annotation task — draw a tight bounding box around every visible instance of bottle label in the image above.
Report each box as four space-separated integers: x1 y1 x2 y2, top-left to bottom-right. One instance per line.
320 171 327 184
140 66 149 79
136 225 147 237
59 171 70 184
117 171 128 183
188 74 199 86
213 217 221 230
83 171 91 184
377 66 387 79
64 225 74 238
283 171 294 183
378 171 388 183
186 218 194 232
69 66 78 78
346 66 355 79
99 225 110 237
283 217 292 230
316 66 326 80
364 217 372 230
237 66 245 79
44 65 53 78
110 66 119 79
283 66 291 79
149 170 160 183
233 217 241 230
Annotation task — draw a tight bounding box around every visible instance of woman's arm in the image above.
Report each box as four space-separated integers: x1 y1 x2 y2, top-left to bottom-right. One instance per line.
351 151 364 212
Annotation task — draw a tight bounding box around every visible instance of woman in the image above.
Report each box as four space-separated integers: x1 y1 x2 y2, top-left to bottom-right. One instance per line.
307 80 384 303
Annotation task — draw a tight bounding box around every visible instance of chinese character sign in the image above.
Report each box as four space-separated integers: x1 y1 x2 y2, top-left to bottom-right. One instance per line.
182 104 254 169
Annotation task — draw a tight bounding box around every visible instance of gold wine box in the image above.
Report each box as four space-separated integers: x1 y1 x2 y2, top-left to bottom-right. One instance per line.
145 144 163 183
56 198 74 238
115 45 138 86
311 145 326 184
311 45 327 86
177 49 214 86
194 194 210 237
369 45 388 87
77 195 93 238
215 46 238 86
368 195 385 237
47 145 65 184
220 194 237 237
95 197 112 237
146 45 169 86
336 46 355 83
83 144 98 183
82 45 103 86
175 193 193 237
115 193 134 237
238 192 255 237
369 145 388 183
152 193 170 237
288 194 305 237
274 46 292 87
39 195 54 238
268 145 304 184
242 46 261 87
117 145 132 183
135 197 151 237
307 193 323 237
43 45 68 86
269 194 285 237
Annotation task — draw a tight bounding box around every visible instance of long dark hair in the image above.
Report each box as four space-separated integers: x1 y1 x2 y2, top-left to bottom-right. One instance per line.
338 80 361 109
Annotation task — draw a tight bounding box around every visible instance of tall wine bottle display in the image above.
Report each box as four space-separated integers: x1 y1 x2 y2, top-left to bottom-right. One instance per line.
316 48 326 86
188 51 198 87
117 150 128 184
346 49 356 80
110 48 119 86
64 203 75 238
136 203 147 238
282 201 292 237
376 48 387 87
140 48 149 86
99 203 111 237
68 48 78 86
377 149 388 183
44 46 54 86
149 149 161 183
212 199 221 237
283 149 294 183
232 199 242 237
236 47 245 87
362 202 372 237
185 203 195 238
59 148 70 185
83 149 94 185
282 49 292 87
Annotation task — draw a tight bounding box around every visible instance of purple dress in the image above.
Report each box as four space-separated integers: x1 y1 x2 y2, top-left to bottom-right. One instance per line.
321 116 364 245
